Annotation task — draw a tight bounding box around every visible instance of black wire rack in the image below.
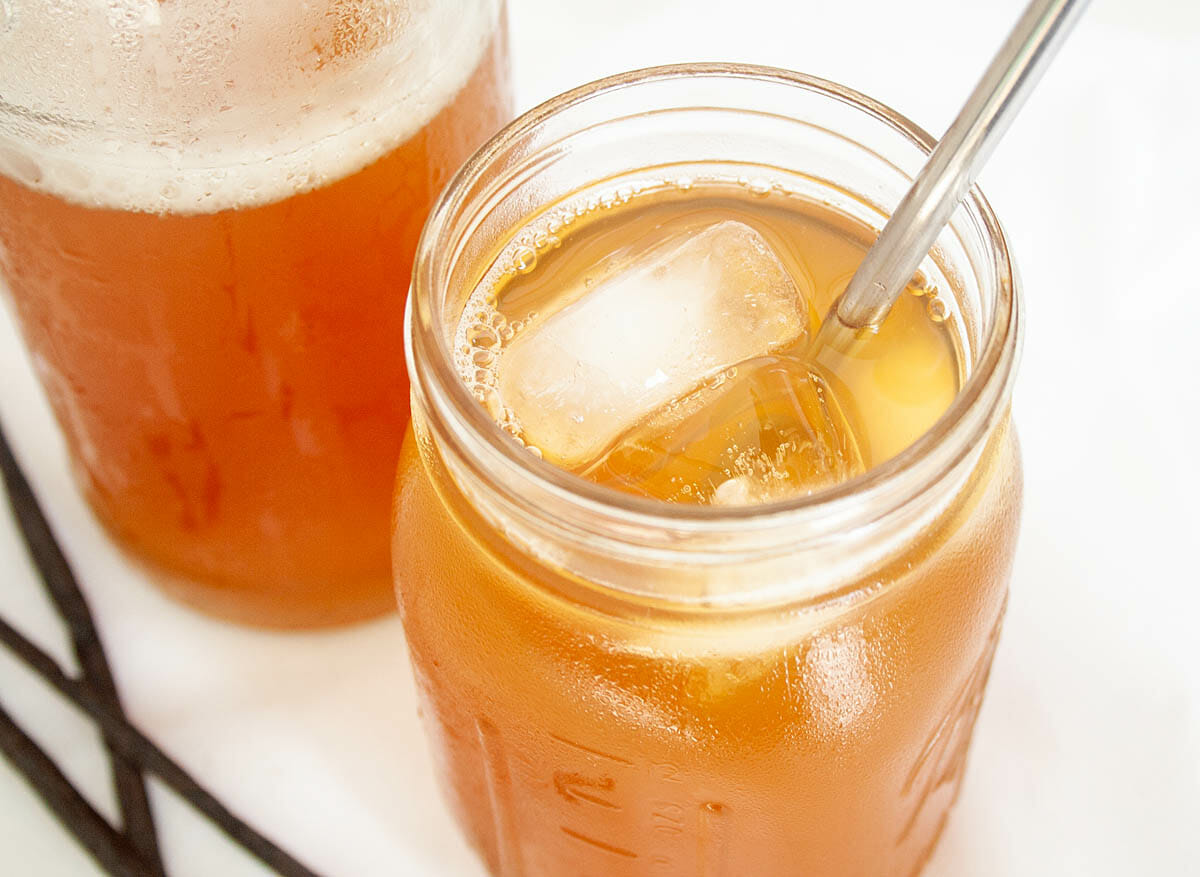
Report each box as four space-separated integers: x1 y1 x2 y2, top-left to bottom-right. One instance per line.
0 426 318 877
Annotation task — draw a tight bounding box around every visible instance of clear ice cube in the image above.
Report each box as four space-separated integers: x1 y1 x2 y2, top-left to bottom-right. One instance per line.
586 354 867 504
497 221 811 467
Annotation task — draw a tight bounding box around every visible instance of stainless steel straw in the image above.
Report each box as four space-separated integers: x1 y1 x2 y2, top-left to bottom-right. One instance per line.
816 0 1089 348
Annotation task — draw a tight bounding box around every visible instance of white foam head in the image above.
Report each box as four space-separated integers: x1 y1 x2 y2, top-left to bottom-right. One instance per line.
0 0 496 213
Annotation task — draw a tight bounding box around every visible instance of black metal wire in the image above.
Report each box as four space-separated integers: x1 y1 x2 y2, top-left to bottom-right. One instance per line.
0 424 320 877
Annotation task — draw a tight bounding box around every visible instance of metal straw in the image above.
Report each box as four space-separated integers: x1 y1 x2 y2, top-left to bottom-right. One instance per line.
816 0 1089 348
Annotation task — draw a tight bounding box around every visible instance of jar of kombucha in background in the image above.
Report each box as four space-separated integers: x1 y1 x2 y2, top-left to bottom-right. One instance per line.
396 66 1023 876
0 0 512 627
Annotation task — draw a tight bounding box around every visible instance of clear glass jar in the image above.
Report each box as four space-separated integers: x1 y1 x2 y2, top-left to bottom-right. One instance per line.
396 64 1022 875
0 0 511 627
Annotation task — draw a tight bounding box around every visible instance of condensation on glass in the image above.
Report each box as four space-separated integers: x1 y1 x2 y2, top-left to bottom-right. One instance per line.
0 0 512 626
396 66 1023 876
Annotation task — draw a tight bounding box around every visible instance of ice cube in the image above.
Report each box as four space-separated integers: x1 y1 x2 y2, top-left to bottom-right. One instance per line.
587 355 867 504
497 221 811 467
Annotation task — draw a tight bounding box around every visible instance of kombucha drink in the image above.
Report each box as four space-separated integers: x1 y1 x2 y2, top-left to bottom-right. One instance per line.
396 178 1021 875
0 2 510 625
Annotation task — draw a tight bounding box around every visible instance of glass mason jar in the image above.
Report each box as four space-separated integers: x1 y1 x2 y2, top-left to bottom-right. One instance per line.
0 0 511 627
396 65 1022 875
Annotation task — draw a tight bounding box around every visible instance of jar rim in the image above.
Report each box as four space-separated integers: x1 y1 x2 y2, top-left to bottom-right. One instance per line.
408 62 1020 538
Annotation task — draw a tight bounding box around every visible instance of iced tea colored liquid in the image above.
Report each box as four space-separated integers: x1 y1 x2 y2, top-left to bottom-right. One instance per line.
0 22 510 626
395 179 1020 874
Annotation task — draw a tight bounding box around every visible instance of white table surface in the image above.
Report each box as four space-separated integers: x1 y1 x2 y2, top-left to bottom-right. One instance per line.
2 0 1198 874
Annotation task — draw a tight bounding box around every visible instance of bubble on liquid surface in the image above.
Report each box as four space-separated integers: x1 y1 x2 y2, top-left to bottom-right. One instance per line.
455 286 541 455
926 296 948 323
468 324 500 349
743 176 773 197
512 246 538 275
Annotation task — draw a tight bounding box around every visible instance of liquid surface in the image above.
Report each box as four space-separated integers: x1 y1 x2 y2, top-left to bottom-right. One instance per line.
456 179 961 503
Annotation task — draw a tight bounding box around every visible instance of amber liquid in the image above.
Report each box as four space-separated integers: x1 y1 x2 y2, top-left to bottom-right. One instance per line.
0 36 510 627
395 182 1021 874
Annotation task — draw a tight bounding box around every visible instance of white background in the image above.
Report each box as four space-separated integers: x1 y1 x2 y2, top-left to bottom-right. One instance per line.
1 0 1198 874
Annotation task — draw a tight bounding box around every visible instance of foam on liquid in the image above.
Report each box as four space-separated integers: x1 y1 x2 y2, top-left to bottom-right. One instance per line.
0 0 495 214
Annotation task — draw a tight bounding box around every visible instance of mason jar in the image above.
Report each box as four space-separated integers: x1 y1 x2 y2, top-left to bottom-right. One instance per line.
396 64 1022 875
0 0 512 626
